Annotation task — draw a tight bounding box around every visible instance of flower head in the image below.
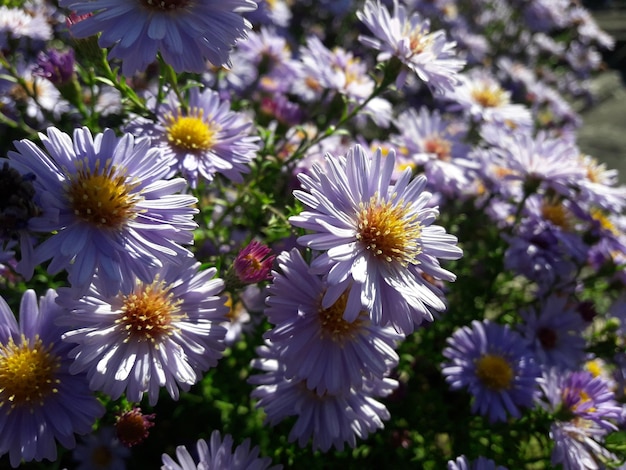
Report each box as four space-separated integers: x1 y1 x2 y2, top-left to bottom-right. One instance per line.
7 127 198 297
249 341 397 452
73 426 130 470
264 248 402 395
146 88 260 188
60 0 257 76
232 240 275 285
0 289 104 468
441 320 541 423
357 0 464 93
58 259 228 405
290 144 462 334
116 407 156 447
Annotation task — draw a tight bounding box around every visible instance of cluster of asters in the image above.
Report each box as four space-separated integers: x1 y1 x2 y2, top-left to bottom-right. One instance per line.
0 0 625 468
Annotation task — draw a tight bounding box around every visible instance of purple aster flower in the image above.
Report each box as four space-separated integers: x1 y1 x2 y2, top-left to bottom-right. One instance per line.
60 0 257 76
558 371 624 431
289 144 463 335
73 426 130 470
357 0 465 93
57 258 228 405
249 341 397 452
550 420 622 470
161 430 281 470
441 320 541 423
518 294 587 371
264 248 403 395
7 127 198 297
145 88 260 188
232 240 275 285
444 68 533 127
391 107 475 195
115 407 155 447
34 48 75 85
448 455 508 470
0 289 104 468
479 125 585 198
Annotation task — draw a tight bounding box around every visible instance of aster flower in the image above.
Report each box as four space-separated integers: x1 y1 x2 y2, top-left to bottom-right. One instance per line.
0 5 52 50
0 289 104 468
143 88 260 188
116 407 156 447
57 258 228 405
7 126 198 297
441 320 541 423
550 420 622 470
391 107 475 195
289 144 462 334
444 68 533 127
249 341 397 452
356 0 464 93
73 426 130 470
161 430 281 470
232 240 275 285
60 0 257 76
34 48 76 86
264 248 403 395
518 294 587 371
479 125 585 198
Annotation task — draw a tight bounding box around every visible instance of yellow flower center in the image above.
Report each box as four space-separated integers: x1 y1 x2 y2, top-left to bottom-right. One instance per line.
475 354 513 391
165 108 217 152
66 158 141 229
471 85 508 108
590 208 618 235
585 359 603 378
318 291 367 342
116 277 185 343
91 446 114 467
0 335 60 413
424 137 452 161
356 195 422 266
402 23 433 56
541 201 572 230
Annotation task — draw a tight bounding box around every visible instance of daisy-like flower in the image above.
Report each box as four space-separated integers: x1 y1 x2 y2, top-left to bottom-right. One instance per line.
232 240 275 285
444 68 533 126
115 407 156 447
146 88 260 188
73 426 130 470
249 341 397 452
57 258 228 405
540 368 626 469
356 0 465 93
289 144 462 335
518 294 587 371
161 430 281 470
60 0 257 76
264 248 403 395
0 289 104 468
441 320 541 423
391 106 474 195
7 126 198 297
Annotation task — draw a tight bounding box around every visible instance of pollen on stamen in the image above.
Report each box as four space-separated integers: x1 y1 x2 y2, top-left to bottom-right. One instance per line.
165 107 218 152
115 277 186 343
355 194 422 266
0 334 61 413
318 291 367 342
65 159 141 230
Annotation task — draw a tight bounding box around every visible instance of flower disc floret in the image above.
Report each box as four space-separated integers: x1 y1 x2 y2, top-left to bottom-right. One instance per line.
0 335 60 412
165 109 217 152
66 159 141 229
